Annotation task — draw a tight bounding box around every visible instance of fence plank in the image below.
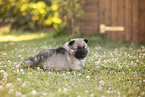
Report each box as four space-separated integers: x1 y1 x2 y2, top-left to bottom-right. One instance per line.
99 0 105 24
139 0 145 41
80 0 100 35
118 0 125 41
132 0 139 41
125 0 132 41
105 0 111 39
94 0 100 33
111 0 118 41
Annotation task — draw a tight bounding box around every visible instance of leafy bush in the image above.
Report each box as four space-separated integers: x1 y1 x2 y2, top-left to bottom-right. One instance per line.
53 24 66 37
56 0 85 34
0 0 62 30
0 0 85 36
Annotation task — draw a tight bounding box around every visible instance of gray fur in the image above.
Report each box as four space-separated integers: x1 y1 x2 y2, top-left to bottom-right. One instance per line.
23 38 89 70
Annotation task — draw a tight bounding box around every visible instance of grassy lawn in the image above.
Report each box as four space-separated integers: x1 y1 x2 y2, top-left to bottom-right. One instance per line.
0 30 145 97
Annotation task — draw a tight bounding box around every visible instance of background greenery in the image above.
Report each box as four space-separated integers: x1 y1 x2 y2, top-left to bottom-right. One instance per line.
0 0 61 30
0 0 84 34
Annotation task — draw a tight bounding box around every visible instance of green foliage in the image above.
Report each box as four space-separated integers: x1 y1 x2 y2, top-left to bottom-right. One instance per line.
0 0 61 30
56 0 85 34
53 24 66 37
0 0 85 36
56 0 84 21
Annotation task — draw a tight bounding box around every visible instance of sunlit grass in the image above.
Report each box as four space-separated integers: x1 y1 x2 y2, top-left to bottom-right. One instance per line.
0 33 47 42
0 26 48 42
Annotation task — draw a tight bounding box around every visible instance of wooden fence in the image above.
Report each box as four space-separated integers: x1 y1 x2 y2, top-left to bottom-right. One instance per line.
77 0 145 42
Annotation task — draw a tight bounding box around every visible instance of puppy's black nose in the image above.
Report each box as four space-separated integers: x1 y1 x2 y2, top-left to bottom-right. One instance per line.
82 51 85 54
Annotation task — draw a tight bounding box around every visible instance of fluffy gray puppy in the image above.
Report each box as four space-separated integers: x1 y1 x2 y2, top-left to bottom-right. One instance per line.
23 38 89 70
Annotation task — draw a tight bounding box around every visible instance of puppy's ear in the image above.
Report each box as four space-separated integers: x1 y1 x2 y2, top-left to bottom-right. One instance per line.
84 39 88 43
68 40 75 46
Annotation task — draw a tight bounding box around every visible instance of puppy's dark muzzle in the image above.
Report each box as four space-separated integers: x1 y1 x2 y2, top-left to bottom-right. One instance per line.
75 48 88 59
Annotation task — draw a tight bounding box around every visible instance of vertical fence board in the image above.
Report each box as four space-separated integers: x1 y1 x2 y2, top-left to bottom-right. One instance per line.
99 0 105 24
132 0 139 41
139 0 145 41
105 0 112 39
96 0 100 33
125 0 132 41
118 0 125 41
79 0 99 35
111 0 118 41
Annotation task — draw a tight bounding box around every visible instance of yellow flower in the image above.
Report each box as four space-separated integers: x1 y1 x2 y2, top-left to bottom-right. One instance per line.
52 17 61 24
20 4 28 11
51 4 58 10
54 12 59 17
37 1 46 9
40 9 45 14
44 19 52 26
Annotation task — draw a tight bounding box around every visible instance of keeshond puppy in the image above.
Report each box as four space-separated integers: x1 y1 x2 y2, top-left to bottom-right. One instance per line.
23 38 89 70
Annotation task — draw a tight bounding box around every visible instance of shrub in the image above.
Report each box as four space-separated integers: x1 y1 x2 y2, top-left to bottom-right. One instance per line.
53 24 66 37
56 0 85 34
0 0 62 30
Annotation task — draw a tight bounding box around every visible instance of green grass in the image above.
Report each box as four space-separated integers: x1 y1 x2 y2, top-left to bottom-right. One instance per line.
0 30 145 97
